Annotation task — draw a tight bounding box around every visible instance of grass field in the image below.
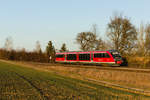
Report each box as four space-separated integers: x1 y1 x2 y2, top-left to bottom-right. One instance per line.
0 61 150 100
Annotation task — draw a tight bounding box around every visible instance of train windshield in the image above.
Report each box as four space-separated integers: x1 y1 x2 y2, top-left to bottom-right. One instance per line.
111 52 121 58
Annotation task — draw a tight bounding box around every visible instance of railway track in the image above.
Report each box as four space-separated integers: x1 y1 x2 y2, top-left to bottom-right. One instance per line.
27 62 150 73
1 59 150 73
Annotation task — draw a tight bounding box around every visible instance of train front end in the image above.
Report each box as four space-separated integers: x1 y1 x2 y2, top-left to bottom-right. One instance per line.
109 50 124 66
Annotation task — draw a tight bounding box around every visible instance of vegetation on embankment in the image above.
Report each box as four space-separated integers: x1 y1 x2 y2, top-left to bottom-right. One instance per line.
127 56 150 68
0 60 150 100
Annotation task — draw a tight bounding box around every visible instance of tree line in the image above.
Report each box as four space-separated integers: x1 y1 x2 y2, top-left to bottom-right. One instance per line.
0 39 67 63
0 14 150 67
76 14 150 67
76 15 150 57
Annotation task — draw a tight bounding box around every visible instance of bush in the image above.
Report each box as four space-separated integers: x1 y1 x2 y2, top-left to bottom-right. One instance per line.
0 49 49 63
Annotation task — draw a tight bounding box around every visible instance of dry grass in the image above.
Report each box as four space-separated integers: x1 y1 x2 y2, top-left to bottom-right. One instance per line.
51 66 150 91
128 56 150 68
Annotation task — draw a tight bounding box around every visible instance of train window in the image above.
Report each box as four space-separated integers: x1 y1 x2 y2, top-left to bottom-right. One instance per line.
94 53 102 58
111 52 121 58
79 54 90 60
67 54 77 60
94 53 110 58
104 53 110 58
56 54 64 58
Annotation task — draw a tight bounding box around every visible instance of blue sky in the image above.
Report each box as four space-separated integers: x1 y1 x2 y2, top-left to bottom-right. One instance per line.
0 0 150 51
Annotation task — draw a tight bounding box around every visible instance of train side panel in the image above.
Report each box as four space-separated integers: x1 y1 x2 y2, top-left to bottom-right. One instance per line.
55 53 66 62
92 51 115 64
55 50 124 66
66 52 78 62
78 51 91 63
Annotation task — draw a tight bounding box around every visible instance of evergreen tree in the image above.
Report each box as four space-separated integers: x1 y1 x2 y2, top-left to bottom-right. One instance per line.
46 41 55 62
60 43 67 52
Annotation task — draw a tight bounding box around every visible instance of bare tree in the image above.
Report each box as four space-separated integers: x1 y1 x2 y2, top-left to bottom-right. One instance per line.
4 36 13 51
91 24 107 50
76 31 106 51
107 15 137 55
145 24 150 55
136 23 150 56
35 41 42 53
136 23 145 56
95 38 107 50
76 32 97 51
91 24 98 35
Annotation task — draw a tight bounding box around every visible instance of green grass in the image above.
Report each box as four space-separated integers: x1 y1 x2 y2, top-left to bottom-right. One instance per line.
0 61 149 100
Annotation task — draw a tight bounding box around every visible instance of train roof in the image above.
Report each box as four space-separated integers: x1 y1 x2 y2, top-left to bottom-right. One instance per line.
56 50 119 54
108 50 119 52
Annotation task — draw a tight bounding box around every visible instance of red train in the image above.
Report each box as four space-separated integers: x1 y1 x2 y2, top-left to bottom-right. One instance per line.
55 50 124 66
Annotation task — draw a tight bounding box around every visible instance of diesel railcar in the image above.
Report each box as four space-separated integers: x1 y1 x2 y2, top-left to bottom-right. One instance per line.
55 50 124 66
